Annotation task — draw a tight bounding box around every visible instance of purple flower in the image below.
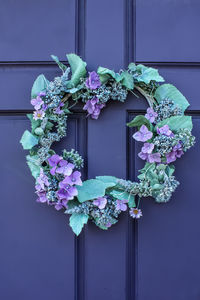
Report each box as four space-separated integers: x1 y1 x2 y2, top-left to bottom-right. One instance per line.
54 201 64 211
36 191 48 203
62 171 82 186
116 199 128 211
129 208 142 219
85 71 101 90
31 96 44 110
157 125 173 137
57 184 78 201
141 143 154 154
93 197 107 209
55 102 64 114
147 152 161 163
105 222 112 228
48 154 62 167
166 142 184 164
56 160 74 176
36 168 50 189
83 97 105 119
33 109 45 120
133 125 153 142
145 108 157 123
138 151 161 163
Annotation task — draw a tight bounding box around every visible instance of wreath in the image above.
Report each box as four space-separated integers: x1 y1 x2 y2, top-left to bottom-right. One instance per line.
20 53 195 235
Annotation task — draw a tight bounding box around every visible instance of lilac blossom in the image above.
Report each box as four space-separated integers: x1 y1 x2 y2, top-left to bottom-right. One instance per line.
93 197 107 209
138 151 161 163
166 143 184 164
56 160 74 176
38 91 46 97
36 168 50 189
145 108 157 123
157 125 174 137
31 96 44 110
57 184 78 201
36 191 48 203
55 102 64 114
48 154 62 167
83 96 105 119
133 125 153 142
105 222 112 228
85 71 101 90
141 143 154 154
54 201 64 211
33 109 45 120
129 208 142 219
116 199 128 211
62 171 82 186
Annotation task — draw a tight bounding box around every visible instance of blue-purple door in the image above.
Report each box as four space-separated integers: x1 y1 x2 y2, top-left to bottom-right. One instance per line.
1 1 200 299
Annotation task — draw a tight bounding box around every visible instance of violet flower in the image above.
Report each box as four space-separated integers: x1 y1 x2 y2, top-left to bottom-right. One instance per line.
38 91 46 97
56 160 74 176
138 151 161 163
93 197 107 209
57 184 78 201
36 168 50 189
85 71 101 90
55 102 64 114
33 109 45 120
166 142 184 163
133 125 153 142
48 154 62 167
62 171 82 186
157 125 174 137
36 191 48 203
145 108 158 123
116 199 128 211
83 96 105 119
141 143 154 154
31 96 44 110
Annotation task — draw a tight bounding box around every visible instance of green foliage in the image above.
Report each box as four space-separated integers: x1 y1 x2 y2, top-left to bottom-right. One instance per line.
156 115 193 132
128 62 136 72
66 53 87 87
51 55 67 72
20 130 38 150
127 115 153 131
31 74 49 98
96 176 117 188
134 64 164 84
110 189 135 207
69 213 89 235
77 179 107 203
26 155 40 178
97 66 116 83
120 71 134 89
154 84 189 112
27 114 41 133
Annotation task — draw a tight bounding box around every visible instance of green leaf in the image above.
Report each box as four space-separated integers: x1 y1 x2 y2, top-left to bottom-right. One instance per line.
154 84 189 112
51 55 67 72
134 65 164 84
120 71 134 89
128 195 135 208
69 213 88 236
110 190 135 207
96 176 117 188
31 74 49 98
77 179 107 203
127 115 152 130
66 53 87 87
26 155 40 178
27 114 41 133
97 66 116 83
156 115 193 132
128 62 136 72
20 130 38 150
166 165 175 177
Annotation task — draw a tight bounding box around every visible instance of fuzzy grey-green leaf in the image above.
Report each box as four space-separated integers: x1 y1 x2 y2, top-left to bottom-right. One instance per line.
77 179 107 203
134 65 164 84
20 130 38 150
67 53 87 87
26 155 40 178
31 74 49 98
69 213 89 236
156 115 193 132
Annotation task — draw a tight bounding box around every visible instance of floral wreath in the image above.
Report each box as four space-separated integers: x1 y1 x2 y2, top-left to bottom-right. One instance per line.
20 53 195 235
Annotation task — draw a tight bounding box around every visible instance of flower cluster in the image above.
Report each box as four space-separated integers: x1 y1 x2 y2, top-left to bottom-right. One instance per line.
31 92 47 120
